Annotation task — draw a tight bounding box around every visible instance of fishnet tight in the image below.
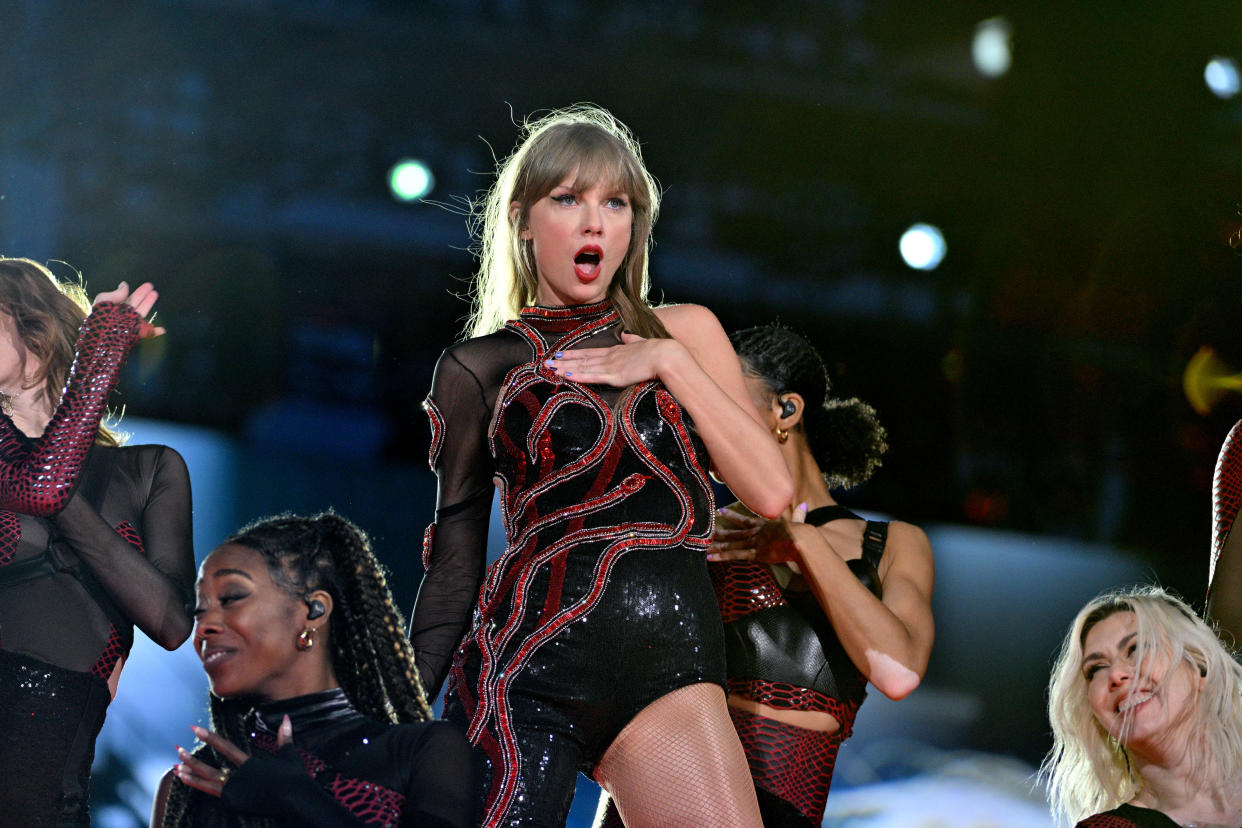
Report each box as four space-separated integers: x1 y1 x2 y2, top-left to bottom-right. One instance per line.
593 683 762 828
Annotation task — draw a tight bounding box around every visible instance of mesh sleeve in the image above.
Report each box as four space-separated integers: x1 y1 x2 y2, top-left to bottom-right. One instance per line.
51 445 195 650
0 301 141 515
408 347 494 698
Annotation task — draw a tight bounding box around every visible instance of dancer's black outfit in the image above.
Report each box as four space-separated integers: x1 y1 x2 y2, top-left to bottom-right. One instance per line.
1075 804 1182 828
174 688 475 827
0 302 195 827
409 301 721 826
708 505 887 828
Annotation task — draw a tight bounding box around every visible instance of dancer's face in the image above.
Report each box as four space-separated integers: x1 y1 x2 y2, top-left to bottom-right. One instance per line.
193 544 322 702
518 173 632 307
1081 611 1202 758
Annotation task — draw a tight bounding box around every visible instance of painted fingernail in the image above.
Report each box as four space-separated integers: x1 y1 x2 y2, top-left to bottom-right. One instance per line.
191 725 206 737
565 371 573 377
797 502 807 511
544 359 555 367
553 351 564 358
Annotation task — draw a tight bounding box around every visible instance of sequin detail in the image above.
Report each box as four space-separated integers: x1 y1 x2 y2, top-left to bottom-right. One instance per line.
1210 419 1242 593
452 303 716 825
422 524 435 571
0 302 140 516
423 396 445 472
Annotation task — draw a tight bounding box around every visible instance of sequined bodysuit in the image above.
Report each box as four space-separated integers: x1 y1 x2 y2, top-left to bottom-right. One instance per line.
409 302 721 826
0 302 195 826
709 505 887 827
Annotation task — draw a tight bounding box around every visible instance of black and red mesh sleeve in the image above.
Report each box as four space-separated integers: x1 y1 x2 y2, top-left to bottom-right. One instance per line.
0 301 141 515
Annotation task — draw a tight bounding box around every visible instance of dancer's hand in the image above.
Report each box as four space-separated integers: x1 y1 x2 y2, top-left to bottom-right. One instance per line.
175 716 294 798
707 504 811 569
93 281 165 338
542 333 682 387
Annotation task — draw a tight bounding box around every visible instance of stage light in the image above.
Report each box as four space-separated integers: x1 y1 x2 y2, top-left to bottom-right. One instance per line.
1205 57 1240 99
900 223 947 271
972 17 1012 79
388 158 434 202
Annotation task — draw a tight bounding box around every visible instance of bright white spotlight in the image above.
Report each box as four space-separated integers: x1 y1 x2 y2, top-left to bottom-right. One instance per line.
1205 57 1240 99
388 158 434 202
900 224 947 271
972 17 1013 78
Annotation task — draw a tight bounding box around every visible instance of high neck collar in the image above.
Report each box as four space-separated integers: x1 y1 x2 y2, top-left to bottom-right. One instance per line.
517 300 617 333
254 687 360 734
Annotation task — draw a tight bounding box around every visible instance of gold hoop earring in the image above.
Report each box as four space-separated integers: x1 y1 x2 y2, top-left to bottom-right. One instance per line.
296 627 315 651
775 427 789 444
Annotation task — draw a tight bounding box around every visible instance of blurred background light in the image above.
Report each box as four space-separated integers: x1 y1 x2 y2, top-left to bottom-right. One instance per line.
972 17 1013 78
1204 56 1240 99
388 158 434 201
900 223 947 271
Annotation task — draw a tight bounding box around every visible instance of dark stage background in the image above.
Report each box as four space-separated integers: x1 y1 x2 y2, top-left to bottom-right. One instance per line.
2 1 1241 825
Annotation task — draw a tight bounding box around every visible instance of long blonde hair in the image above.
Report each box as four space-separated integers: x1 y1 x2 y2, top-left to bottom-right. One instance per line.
465 104 669 340
1041 586 1242 825
0 258 119 445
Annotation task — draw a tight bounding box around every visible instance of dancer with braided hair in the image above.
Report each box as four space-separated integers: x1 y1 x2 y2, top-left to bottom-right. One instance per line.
409 105 792 827
598 323 934 827
153 511 474 828
0 258 189 826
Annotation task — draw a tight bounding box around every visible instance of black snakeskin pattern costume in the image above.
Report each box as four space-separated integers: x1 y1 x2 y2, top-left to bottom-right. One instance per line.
409 301 722 827
0 302 195 826
176 688 475 827
708 505 886 827
1076 804 1182 828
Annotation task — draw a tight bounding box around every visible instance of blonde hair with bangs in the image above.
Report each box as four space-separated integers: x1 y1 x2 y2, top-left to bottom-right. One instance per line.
1041 586 1242 826
465 104 669 340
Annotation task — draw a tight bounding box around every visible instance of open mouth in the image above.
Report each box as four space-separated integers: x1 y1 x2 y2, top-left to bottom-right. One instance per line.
574 247 603 281
1117 690 1153 714
200 644 235 670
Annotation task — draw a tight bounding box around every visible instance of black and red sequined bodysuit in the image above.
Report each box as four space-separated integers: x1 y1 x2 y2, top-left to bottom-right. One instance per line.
0 302 195 826
709 505 887 828
409 301 722 827
176 688 475 828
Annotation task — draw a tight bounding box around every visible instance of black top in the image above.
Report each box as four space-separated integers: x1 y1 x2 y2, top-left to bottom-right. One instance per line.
711 505 886 707
0 298 194 673
0 442 194 672
184 689 475 828
1077 803 1185 828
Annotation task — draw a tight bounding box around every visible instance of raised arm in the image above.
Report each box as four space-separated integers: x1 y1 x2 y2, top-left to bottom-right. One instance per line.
0 301 142 515
52 445 195 650
546 304 793 518
407 349 493 698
